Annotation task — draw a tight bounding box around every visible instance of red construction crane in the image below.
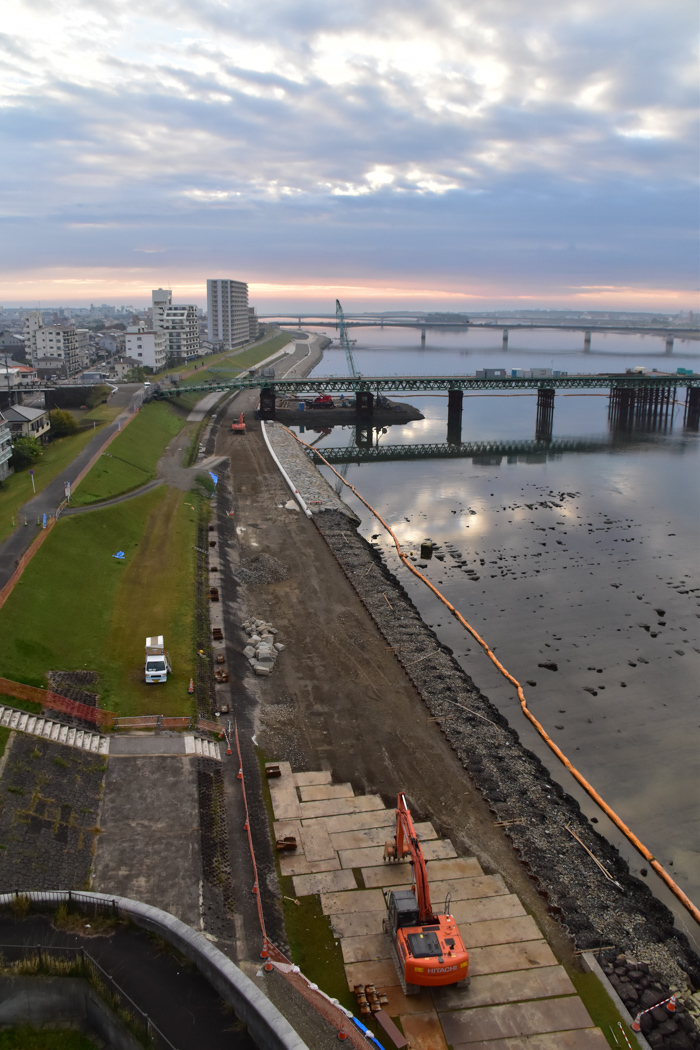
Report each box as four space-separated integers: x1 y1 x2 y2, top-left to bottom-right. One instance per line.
383 792 469 994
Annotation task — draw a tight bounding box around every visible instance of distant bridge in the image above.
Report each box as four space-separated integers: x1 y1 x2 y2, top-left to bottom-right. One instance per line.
261 314 699 341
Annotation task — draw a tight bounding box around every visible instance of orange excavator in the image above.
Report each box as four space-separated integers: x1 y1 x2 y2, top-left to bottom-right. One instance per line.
383 792 469 995
231 412 246 433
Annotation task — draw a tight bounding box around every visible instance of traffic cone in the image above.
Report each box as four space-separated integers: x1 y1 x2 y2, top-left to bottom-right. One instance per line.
226 738 232 756
631 1013 642 1032
237 765 242 779
667 995 677 1013
188 678 194 694
337 1020 348 1041
260 940 269 960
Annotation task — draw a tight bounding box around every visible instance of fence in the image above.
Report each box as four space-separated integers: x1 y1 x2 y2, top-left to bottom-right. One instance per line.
0 682 227 737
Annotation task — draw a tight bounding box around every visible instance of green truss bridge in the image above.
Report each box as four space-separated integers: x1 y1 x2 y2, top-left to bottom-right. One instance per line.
151 373 698 398
304 435 685 465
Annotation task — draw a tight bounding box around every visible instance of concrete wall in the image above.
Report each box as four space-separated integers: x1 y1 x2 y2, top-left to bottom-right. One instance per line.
0 976 142 1050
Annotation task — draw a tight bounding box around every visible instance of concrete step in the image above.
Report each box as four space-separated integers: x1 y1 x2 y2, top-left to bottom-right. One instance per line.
0 704 110 756
183 735 222 762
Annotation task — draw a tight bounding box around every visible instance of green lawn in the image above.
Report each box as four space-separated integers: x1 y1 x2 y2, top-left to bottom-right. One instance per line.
0 486 198 716
71 401 186 506
0 1029 97 1050
0 426 110 544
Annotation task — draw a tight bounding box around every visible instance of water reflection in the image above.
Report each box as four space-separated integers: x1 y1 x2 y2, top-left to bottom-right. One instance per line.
297 330 700 933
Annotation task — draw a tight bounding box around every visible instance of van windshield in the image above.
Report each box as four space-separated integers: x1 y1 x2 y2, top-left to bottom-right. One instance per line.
146 661 165 672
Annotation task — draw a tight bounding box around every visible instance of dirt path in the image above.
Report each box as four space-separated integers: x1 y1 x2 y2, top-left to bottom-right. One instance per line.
212 396 577 975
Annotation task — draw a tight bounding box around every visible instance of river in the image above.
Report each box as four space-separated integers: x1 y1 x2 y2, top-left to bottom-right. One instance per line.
294 325 700 949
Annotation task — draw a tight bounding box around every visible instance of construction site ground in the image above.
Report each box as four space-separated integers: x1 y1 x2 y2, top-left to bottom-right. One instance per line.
209 387 630 1047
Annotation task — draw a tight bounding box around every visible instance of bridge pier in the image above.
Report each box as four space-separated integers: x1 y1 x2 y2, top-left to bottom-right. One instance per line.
608 384 676 432
583 331 591 352
502 329 509 350
535 388 555 442
665 334 674 354
355 424 373 448
259 387 276 420
356 390 374 419
447 389 463 445
684 387 700 430
420 329 426 345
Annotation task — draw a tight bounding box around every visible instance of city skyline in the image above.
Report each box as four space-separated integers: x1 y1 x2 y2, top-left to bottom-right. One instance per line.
1 0 698 312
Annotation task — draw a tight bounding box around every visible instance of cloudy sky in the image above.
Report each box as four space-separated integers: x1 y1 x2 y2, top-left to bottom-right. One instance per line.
1 0 697 310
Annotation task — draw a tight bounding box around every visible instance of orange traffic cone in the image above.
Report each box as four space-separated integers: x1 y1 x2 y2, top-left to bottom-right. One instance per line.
631 1014 642 1032
188 678 194 694
237 765 242 779
337 1020 348 1041
667 995 677 1013
227 739 232 756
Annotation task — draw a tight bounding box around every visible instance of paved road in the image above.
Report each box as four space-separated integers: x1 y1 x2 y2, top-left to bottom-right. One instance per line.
0 385 144 591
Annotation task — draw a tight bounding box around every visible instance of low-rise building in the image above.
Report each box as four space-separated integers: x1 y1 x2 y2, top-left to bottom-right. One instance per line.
2 404 51 443
0 413 12 481
125 325 167 371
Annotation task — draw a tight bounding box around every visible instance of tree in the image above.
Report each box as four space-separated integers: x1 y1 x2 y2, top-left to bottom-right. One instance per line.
49 409 77 438
11 435 42 471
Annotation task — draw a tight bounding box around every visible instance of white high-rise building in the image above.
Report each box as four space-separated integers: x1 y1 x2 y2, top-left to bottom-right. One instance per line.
207 279 249 348
161 305 200 360
23 313 87 376
151 288 172 329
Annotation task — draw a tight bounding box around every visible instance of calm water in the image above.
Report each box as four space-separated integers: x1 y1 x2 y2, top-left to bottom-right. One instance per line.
300 327 700 945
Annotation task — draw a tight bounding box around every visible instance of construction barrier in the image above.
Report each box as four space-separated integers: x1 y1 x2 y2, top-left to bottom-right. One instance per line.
0 678 116 727
234 723 373 1049
285 427 700 927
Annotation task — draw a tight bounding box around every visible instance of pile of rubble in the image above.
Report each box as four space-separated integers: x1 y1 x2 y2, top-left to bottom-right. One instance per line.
242 618 285 677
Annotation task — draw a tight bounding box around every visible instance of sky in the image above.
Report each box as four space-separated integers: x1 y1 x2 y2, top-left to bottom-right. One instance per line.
0 0 698 312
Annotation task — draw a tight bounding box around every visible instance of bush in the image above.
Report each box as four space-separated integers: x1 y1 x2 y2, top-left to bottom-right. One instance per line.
10 436 41 471
48 409 77 438
84 385 110 410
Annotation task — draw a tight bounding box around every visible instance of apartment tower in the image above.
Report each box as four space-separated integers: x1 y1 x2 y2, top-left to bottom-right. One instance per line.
207 279 249 348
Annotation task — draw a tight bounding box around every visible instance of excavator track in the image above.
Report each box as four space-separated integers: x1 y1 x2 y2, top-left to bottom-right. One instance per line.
383 918 420 997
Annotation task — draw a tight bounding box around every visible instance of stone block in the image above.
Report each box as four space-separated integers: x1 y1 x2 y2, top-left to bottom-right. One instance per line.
451 894 526 925
280 854 341 876
292 869 357 896
468 941 557 977
320 888 385 915
299 783 354 802
299 794 385 819
461 916 543 948
440 996 594 1045
400 1012 449 1050
340 934 391 964
432 965 575 1011
293 771 332 787
328 910 385 938
303 809 396 834
426 857 483 880
430 874 509 903
299 822 336 861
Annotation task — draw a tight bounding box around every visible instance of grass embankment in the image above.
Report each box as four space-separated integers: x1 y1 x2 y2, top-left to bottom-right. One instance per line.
71 401 185 506
0 486 199 717
0 1029 97 1050
0 424 108 544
